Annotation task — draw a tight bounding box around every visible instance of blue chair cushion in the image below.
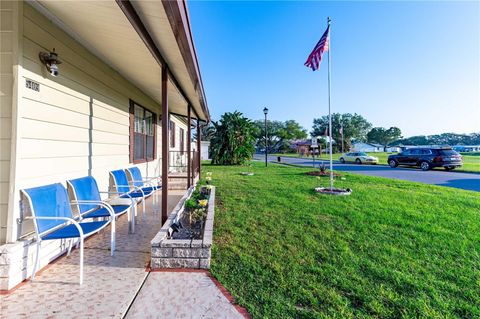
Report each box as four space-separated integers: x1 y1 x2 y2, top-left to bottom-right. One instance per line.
41 221 108 240
23 183 73 234
128 167 144 188
140 185 160 193
83 205 130 219
120 189 153 199
110 170 130 194
67 176 102 214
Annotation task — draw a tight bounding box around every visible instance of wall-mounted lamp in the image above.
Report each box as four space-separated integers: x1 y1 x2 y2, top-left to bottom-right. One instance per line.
39 48 61 77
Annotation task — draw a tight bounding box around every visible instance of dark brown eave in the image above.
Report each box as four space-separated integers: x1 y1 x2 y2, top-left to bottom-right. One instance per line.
162 0 210 122
116 0 209 122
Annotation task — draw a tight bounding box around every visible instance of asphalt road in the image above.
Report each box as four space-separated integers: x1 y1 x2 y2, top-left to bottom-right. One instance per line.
254 155 480 192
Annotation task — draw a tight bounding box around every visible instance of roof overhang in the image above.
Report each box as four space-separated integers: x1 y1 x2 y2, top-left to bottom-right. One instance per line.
30 0 209 121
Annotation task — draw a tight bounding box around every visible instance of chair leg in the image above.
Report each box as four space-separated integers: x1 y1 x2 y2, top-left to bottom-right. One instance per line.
110 216 116 256
67 238 74 256
31 240 41 281
153 190 156 212
152 191 155 214
127 206 131 230
128 207 134 234
79 237 84 285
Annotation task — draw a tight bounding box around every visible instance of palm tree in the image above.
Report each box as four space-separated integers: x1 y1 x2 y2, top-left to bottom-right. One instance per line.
210 111 256 165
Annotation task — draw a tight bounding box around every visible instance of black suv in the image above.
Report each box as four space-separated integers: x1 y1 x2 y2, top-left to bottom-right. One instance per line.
387 148 463 171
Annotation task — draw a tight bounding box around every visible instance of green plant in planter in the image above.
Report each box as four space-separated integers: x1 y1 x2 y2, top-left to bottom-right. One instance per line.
185 198 198 211
191 189 208 201
184 196 207 228
205 172 212 184
202 185 212 196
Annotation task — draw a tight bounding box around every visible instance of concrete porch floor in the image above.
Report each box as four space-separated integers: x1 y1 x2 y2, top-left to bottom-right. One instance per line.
0 190 244 318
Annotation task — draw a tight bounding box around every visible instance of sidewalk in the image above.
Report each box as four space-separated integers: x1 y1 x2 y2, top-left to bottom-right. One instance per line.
0 191 245 318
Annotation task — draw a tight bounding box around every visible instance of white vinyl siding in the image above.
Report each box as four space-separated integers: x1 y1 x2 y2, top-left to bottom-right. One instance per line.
10 3 164 240
0 0 15 244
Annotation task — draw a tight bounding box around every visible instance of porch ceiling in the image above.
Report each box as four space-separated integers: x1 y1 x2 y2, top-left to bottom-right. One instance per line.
33 0 205 120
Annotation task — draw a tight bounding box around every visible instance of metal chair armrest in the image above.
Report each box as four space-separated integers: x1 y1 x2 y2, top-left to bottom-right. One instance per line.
115 185 145 196
99 191 136 206
25 216 85 238
71 200 115 218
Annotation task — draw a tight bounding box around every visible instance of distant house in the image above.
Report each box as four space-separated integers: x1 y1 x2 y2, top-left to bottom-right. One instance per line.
201 141 211 160
453 145 480 152
290 137 334 156
290 140 313 156
385 146 401 153
353 143 383 152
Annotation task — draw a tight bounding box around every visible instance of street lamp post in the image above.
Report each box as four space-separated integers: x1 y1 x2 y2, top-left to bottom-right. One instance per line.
263 107 269 167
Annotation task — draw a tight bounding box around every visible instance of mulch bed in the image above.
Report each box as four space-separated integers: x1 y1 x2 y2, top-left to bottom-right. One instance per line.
315 187 352 196
305 171 342 177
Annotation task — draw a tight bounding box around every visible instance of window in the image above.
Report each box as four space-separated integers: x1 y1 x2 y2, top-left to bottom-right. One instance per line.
439 149 456 156
410 149 422 155
169 119 176 148
421 149 432 155
129 100 156 163
179 128 185 154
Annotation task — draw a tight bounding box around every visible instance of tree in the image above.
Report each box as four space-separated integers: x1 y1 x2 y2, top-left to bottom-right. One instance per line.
210 111 256 165
392 132 480 146
367 127 402 151
193 123 215 141
311 113 372 151
253 119 307 153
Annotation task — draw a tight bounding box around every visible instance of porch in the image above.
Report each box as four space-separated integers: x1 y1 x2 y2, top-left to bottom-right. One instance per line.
0 192 244 318
0 0 210 292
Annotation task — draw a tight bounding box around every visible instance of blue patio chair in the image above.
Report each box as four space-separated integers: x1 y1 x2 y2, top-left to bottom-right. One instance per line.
110 169 154 216
67 176 136 252
21 183 111 284
125 167 161 212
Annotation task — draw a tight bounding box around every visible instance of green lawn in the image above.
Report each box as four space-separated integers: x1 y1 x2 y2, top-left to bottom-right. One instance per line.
462 155 480 173
272 152 480 173
204 162 480 318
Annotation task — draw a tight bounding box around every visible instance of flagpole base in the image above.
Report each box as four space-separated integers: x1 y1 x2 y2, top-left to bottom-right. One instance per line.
315 187 352 196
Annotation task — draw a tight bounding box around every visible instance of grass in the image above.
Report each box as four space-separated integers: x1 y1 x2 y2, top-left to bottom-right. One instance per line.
204 162 480 318
272 152 480 173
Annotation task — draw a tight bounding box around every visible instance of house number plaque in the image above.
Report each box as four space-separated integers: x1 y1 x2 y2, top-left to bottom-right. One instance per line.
25 79 40 92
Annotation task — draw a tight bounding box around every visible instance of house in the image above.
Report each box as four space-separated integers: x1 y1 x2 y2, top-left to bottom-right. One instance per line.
0 0 209 291
290 138 332 156
453 145 480 152
352 143 384 152
201 141 211 160
290 140 313 156
385 146 401 153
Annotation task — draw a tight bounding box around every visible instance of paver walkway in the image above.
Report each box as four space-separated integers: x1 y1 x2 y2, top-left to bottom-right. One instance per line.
0 190 245 318
126 272 243 318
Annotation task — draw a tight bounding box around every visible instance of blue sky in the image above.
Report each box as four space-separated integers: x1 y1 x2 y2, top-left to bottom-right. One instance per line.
188 1 479 137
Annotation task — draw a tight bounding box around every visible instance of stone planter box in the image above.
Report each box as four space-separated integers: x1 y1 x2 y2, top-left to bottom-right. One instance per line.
150 186 215 269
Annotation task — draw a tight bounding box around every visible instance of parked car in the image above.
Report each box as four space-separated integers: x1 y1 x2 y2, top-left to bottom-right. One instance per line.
339 152 379 164
387 148 462 171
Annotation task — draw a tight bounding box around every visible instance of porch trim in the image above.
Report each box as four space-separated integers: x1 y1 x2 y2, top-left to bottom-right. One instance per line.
115 0 207 121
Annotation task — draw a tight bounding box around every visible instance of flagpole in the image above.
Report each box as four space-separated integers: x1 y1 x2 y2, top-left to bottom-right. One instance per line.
327 17 333 190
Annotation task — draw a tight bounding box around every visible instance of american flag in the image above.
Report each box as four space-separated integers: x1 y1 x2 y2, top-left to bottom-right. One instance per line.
304 25 330 71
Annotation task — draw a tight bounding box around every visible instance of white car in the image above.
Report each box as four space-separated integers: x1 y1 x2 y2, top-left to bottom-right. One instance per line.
339 152 378 165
